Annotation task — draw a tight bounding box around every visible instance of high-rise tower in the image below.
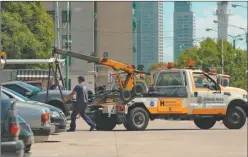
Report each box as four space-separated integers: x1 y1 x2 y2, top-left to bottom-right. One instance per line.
173 2 195 62
214 1 229 40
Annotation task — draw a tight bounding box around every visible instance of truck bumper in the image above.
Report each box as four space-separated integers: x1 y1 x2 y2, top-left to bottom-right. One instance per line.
1 140 25 157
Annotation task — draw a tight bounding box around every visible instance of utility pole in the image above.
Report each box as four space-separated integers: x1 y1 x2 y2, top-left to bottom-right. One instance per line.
65 1 70 90
221 38 224 74
55 2 60 50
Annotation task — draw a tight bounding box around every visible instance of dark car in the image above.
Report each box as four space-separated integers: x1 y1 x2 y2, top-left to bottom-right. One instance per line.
2 81 74 117
2 87 67 133
1 99 24 157
17 115 34 153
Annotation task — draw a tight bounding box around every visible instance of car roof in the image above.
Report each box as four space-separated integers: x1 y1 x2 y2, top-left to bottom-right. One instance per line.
2 81 23 85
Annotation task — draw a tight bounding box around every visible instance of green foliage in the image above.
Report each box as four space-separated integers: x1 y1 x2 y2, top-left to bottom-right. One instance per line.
176 38 247 90
149 62 167 72
1 2 54 69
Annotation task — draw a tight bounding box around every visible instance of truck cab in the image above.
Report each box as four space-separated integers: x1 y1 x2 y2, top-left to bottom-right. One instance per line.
125 66 248 131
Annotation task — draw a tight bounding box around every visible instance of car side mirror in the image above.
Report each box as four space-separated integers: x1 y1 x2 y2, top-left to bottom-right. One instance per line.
24 91 32 97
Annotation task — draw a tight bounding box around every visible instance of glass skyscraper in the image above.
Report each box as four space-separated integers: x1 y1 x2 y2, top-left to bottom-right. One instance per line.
133 2 163 72
173 2 195 62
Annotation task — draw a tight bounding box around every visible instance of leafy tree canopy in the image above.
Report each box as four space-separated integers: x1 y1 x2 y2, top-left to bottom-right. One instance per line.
1 2 54 69
150 38 247 90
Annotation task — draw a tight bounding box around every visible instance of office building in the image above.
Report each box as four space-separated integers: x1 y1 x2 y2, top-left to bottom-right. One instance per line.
173 2 195 62
42 2 133 90
214 1 229 40
133 2 163 72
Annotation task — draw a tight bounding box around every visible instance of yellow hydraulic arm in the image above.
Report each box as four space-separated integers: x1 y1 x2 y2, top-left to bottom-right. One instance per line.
53 48 149 91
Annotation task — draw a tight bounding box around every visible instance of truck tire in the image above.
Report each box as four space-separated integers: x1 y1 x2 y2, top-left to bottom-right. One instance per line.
123 122 131 131
194 117 216 129
126 107 149 131
120 89 132 102
95 121 116 131
132 84 143 97
223 106 246 129
94 114 117 131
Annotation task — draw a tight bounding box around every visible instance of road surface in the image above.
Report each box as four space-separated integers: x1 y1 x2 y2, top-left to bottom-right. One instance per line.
29 120 247 157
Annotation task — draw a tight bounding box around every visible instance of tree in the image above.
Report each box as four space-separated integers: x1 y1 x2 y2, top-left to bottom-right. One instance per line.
176 38 247 90
149 62 168 72
1 2 54 69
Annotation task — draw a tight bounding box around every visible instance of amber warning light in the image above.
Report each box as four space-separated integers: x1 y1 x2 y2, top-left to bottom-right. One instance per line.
188 60 195 67
167 62 173 69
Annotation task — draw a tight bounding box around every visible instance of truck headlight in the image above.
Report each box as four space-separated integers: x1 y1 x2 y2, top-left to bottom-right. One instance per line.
51 111 61 118
243 94 248 99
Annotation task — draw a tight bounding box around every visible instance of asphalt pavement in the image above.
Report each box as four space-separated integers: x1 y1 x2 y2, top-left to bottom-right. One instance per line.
28 120 247 157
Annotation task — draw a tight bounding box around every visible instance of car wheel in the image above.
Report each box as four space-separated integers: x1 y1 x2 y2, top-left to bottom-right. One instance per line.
223 106 246 129
194 117 216 129
126 107 149 131
25 144 32 153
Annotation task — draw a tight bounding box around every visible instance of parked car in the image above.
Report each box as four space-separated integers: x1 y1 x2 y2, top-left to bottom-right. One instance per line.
2 81 75 117
1 99 24 157
17 115 34 153
2 87 67 133
1 91 53 143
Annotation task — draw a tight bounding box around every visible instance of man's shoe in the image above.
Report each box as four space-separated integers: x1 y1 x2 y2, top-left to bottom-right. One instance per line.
67 128 75 132
89 125 95 131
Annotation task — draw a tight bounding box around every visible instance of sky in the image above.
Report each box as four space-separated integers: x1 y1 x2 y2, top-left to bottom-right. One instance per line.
163 2 247 62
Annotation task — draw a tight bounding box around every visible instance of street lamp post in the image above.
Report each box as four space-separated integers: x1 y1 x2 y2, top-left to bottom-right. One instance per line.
206 28 224 74
206 28 243 49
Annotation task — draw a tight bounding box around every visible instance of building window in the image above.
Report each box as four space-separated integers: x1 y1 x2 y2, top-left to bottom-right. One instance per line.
47 10 55 21
62 10 71 23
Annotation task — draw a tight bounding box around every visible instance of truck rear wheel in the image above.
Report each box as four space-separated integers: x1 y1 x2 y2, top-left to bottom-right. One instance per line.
123 122 131 131
95 121 116 131
223 106 246 129
95 114 117 131
126 107 149 131
194 117 216 129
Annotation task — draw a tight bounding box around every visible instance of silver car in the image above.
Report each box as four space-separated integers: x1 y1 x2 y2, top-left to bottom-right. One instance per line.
1 92 53 143
2 87 67 133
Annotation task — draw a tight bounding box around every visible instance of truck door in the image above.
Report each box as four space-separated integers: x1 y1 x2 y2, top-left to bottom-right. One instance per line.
155 71 188 113
191 72 225 114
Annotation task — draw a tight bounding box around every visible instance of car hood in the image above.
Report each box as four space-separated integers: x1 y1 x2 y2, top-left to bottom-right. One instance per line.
26 101 63 112
222 87 247 95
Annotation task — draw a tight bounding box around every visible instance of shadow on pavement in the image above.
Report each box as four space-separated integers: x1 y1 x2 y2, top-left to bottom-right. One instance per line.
44 140 61 143
74 128 227 132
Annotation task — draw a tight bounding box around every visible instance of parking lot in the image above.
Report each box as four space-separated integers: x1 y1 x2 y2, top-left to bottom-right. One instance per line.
29 120 247 157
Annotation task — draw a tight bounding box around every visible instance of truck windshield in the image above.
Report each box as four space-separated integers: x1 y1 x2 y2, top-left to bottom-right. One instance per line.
156 72 183 86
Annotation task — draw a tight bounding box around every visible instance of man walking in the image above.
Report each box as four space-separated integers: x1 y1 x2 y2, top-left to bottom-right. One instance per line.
64 76 96 131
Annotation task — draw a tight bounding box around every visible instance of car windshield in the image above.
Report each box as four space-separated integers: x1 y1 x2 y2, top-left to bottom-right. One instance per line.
1 92 10 100
18 81 41 93
3 87 30 101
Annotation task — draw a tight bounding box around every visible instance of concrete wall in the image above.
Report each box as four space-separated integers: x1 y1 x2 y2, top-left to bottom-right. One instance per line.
42 2 95 92
95 2 133 86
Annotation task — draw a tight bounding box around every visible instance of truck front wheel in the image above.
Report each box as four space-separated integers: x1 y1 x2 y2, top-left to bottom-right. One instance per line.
223 106 246 129
126 107 149 131
194 117 216 129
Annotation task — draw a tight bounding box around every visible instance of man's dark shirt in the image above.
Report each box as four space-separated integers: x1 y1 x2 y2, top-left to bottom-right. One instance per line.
73 83 88 106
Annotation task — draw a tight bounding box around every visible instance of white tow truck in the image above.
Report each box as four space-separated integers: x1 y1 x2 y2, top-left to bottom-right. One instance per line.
88 63 248 131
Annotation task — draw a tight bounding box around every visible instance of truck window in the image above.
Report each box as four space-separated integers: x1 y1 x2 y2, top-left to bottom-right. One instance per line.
156 72 183 86
193 73 216 90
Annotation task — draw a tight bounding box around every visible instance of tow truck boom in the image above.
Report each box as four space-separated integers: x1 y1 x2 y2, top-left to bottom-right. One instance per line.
53 48 149 91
